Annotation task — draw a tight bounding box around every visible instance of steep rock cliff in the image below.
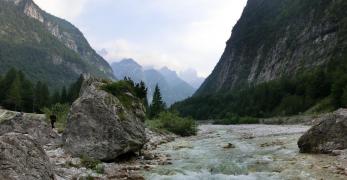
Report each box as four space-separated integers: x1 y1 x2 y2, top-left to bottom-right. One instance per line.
196 0 347 96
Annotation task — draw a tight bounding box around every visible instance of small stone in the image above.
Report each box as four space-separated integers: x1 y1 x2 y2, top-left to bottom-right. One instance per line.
223 143 236 149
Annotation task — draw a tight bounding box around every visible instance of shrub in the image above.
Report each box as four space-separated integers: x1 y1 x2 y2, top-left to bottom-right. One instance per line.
41 103 70 133
146 112 197 136
80 155 104 174
101 81 135 108
101 80 147 108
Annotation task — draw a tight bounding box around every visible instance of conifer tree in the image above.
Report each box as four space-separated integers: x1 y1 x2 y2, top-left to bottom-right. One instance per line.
139 81 148 108
51 91 61 105
5 76 22 111
33 81 41 112
20 78 34 112
33 81 50 112
41 83 50 108
0 68 17 102
61 86 68 103
149 84 166 118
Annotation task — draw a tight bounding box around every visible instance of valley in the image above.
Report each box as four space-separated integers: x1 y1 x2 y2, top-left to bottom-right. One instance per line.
1 0 347 180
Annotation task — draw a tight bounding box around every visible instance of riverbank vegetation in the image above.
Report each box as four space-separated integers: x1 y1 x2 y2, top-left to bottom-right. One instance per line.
146 112 197 136
145 85 197 136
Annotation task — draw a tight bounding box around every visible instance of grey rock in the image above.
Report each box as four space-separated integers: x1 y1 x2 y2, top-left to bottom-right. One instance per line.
62 76 147 161
298 109 347 153
0 110 59 145
0 133 55 180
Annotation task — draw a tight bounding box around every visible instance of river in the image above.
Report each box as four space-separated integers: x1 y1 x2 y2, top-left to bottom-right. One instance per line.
143 124 347 180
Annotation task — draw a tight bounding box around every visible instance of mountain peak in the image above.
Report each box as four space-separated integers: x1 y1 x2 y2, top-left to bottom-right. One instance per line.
114 58 142 69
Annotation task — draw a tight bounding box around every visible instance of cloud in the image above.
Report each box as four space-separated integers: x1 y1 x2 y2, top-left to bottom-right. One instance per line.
96 39 185 71
33 0 247 78
33 0 89 20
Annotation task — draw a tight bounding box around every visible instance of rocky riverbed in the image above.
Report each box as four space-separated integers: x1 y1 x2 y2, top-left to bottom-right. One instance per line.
44 129 176 179
143 124 347 180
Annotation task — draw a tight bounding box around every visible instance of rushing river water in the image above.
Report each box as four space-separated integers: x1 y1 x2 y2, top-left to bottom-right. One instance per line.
144 125 346 180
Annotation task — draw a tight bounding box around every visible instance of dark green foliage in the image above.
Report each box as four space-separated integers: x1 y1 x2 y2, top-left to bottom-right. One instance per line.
172 67 345 120
101 78 148 108
148 85 166 119
146 112 197 136
5 75 22 111
33 81 50 112
60 86 68 103
51 91 61 105
80 155 103 173
19 73 34 112
135 81 148 107
0 68 83 113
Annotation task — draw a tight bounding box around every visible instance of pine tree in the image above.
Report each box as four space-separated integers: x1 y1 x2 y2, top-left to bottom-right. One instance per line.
34 81 49 112
5 76 22 111
138 81 148 108
51 91 61 105
61 86 68 103
33 81 42 112
41 83 50 108
149 84 166 118
20 78 34 112
0 68 17 103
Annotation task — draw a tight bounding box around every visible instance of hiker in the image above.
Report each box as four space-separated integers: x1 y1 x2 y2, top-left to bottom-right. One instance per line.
50 115 57 129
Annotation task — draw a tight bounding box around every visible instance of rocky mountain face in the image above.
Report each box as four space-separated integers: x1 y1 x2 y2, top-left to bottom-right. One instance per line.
111 59 196 105
0 0 114 88
196 0 347 96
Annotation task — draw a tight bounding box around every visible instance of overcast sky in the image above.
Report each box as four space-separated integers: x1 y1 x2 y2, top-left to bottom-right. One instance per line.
33 0 247 77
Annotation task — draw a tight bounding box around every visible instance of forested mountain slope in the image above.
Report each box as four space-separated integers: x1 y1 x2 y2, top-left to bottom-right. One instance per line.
0 0 114 88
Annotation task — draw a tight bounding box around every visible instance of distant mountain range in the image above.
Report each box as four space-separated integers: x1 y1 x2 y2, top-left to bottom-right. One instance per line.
179 69 205 89
0 0 114 88
111 59 196 105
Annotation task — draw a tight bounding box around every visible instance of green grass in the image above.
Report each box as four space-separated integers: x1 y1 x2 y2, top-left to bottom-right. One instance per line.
80 155 104 174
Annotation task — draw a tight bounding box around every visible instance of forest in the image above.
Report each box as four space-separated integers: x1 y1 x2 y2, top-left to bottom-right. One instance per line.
0 68 83 113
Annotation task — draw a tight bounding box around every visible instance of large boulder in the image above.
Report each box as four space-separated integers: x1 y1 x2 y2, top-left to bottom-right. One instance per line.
62 76 147 161
0 110 59 145
0 133 55 180
298 109 347 153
